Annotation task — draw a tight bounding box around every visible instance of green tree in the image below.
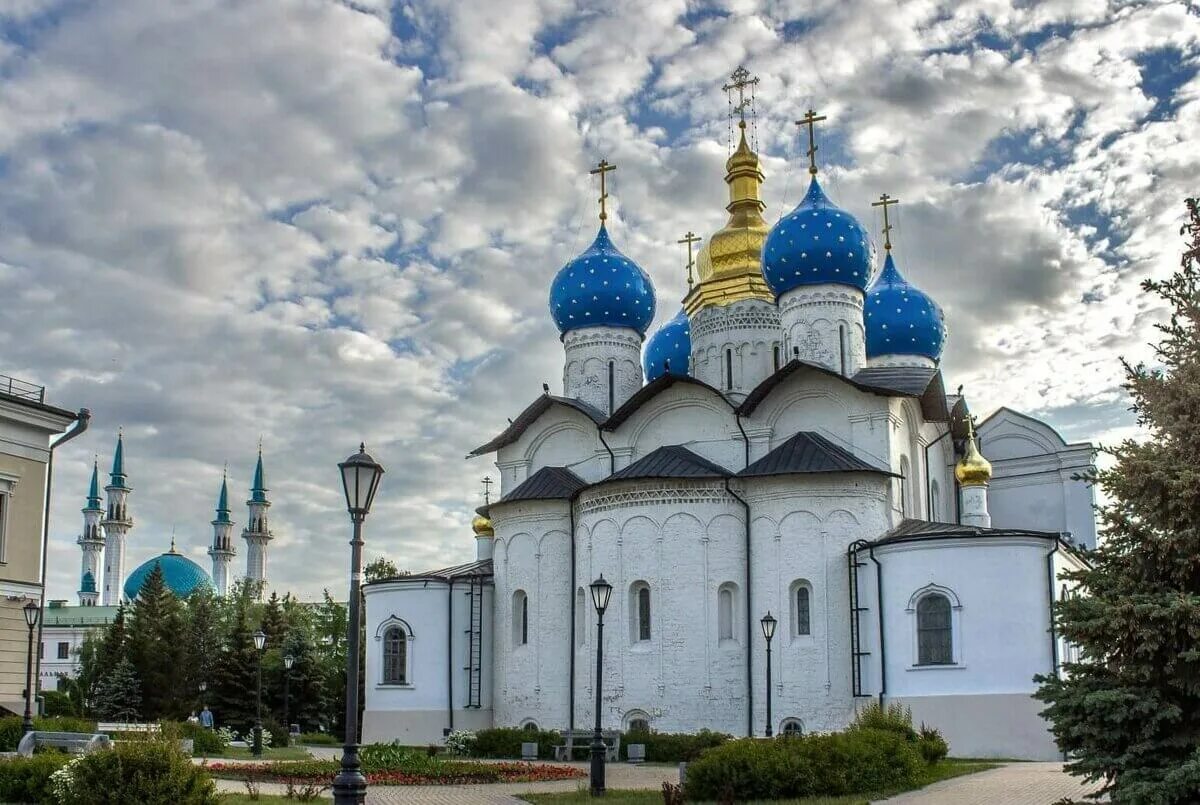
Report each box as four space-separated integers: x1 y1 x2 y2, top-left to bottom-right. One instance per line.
124 563 187 719
364 558 402 582
91 656 142 721
184 589 220 711
209 595 259 732
1035 198 1200 804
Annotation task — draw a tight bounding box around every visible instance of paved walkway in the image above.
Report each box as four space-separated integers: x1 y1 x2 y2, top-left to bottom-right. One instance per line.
212 755 1103 804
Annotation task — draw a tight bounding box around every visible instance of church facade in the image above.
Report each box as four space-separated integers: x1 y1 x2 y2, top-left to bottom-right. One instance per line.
363 93 1095 760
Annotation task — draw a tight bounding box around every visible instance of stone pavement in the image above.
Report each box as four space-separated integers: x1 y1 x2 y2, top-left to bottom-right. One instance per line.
211 756 1104 804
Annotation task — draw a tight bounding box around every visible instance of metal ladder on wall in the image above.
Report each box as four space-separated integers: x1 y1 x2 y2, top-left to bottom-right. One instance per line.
847 541 871 698
464 579 483 708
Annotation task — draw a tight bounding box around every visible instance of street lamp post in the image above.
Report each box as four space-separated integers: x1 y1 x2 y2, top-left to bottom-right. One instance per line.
332 444 384 805
21 601 39 736
588 574 613 797
283 654 294 746
760 612 777 738
253 629 267 756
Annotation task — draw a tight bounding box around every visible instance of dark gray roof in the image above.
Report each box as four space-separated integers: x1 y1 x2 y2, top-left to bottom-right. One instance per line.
851 366 937 396
607 445 730 481
603 374 731 430
497 466 588 504
366 559 493 585
870 518 1060 546
469 394 604 457
737 432 895 478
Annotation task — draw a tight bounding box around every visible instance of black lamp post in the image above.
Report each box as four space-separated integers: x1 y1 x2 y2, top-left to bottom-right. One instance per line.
760 612 777 738
332 444 384 805
588 574 613 797
283 654 294 745
253 629 267 756
21 601 39 736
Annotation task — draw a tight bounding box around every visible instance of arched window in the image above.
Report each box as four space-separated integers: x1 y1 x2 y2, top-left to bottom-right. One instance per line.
916 594 953 665
521 720 539 732
717 585 735 641
576 587 586 647
625 710 651 733
382 625 407 684
630 582 651 642
513 590 529 647
781 718 804 736
791 581 812 637
930 479 941 522
725 349 734 390
899 456 911 517
772 344 781 372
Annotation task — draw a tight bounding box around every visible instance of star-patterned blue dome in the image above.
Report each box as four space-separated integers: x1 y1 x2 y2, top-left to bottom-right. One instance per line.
549 224 656 335
865 253 945 361
762 177 872 297
642 309 691 382
123 549 213 601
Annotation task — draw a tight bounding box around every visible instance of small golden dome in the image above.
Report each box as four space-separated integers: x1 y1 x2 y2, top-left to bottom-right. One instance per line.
955 434 992 486
471 514 494 537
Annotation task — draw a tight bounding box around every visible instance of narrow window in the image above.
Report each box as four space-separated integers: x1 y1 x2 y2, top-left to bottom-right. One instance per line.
772 344 780 372
608 360 615 413
917 594 953 665
838 323 847 374
930 479 941 522
513 590 529 647
522 595 529 645
383 625 407 684
899 456 911 517
795 586 811 636
576 587 586 646
725 349 733 390
717 586 734 641
638 586 651 641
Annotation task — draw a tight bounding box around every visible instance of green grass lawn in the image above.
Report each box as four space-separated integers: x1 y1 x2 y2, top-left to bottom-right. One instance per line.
201 745 314 761
518 760 999 804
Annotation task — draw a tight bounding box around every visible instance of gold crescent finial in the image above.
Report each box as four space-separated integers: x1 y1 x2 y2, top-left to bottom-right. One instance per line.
795 109 828 176
589 159 616 222
871 193 900 252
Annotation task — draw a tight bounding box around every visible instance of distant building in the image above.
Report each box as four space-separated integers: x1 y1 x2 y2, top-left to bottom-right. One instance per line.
39 600 119 692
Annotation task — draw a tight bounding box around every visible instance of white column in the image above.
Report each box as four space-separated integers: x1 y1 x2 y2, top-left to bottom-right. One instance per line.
960 484 991 528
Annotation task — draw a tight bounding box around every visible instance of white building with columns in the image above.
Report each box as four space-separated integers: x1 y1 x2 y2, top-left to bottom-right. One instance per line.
362 104 1096 760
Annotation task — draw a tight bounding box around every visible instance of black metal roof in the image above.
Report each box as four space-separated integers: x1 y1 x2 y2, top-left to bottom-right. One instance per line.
850 365 937 396
469 394 605 457
603 374 732 430
607 445 731 481
496 466 588 504
737 432 895 478
365 559 493 585
870 518 1061 546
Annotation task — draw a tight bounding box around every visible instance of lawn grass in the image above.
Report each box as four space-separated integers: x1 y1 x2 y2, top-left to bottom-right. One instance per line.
202 745 314 761
518 759 999 804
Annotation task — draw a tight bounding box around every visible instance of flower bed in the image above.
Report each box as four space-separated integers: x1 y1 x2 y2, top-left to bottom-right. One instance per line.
206 756 583 786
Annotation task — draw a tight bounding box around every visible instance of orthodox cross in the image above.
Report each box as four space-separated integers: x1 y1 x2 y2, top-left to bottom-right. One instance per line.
723 66 759 124
871 193 900 251
677 231 701 286
590 159 616 222
481 476 493 506
795 109 828 176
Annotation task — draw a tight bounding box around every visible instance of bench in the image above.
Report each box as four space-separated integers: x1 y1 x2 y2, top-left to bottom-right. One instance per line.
554 729 620 762
17 731 112 758
97 722 160 735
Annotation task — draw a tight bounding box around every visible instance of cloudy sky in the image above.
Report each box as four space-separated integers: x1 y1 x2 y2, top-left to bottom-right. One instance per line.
3 0 1196 602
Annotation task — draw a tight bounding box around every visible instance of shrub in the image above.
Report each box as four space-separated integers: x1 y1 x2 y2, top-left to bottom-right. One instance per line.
620 729 730 762
443 729 476 756
262 717 288 747
161 721 229 756
682 729 923 801
50 738 218 805
917 724 949 764
0 716 100 752
40 690 79 717
0 753 71 804
470 727 562 759
849 702 918 743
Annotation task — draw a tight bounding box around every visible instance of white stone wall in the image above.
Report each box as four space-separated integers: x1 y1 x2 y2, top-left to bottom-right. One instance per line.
688 300 783 402
605 382 742 472
494 407 608 494
778 284 866 376
490 499 573 731
362 576 495 745
562 326 643 416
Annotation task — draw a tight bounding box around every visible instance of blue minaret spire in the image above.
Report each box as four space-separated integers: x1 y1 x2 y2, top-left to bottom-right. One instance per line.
243 444 272 597
209 466 237 596
250 449 268 504
86 459 103 511
102 433 133 605
109 432 129 490
216 472 232 524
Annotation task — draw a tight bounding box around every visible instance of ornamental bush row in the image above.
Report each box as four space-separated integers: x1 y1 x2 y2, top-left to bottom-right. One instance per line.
0 716 98 752
461 726 732 762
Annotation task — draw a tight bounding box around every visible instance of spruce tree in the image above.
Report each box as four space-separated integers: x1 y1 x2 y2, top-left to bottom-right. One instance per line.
1035 198 1200 804
184 589 221 712
124 563 187 719
210 595 259 732
91 656 142 722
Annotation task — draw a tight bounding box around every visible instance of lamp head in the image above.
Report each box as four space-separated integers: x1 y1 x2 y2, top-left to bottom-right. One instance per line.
22 600 38 629
589 574 613 616
253 629 267 651
760 611 777 641
339 443 385 517
284 654 294 670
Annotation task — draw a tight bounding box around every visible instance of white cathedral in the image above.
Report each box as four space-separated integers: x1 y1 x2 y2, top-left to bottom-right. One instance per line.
362 91 1097 760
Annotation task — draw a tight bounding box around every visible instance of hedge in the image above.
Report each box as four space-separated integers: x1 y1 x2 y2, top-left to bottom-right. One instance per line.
470 727 563 759
0 753 71 805
0 716 98 752
620 729 730 762
682 729 925 801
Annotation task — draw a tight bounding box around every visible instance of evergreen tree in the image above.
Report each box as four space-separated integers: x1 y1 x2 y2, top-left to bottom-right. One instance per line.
184 589 221 712
124 563 187 719
91 656 141 722
94 605 126 680
261 591 287 644
1035 198 1200 804
210 595 259 732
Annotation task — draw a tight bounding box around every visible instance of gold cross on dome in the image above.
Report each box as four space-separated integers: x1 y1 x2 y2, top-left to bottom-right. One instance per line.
795 109 828 176
871 193 900 251
723 66 759 124
589 159 617 222
481 476 493 506
677 231 701 286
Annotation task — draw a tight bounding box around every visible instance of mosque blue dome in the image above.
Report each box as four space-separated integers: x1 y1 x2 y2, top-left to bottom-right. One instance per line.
549 224 656 335
642 309 691 382
865 253 946 361
123 549 214 601
762 178 872 297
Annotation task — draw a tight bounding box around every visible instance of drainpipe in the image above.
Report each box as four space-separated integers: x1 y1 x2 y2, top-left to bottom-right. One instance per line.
923 426 952 519
596 427 615 475
724 478 752 737
34 408 90 698
447 577 454 733
568 499 577 732
735 412 750 469
867 544 886 707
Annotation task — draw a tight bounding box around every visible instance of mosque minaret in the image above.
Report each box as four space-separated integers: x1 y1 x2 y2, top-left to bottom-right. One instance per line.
242 449 272 596
76 459 104 606
100 434 132 606
208 471 236 596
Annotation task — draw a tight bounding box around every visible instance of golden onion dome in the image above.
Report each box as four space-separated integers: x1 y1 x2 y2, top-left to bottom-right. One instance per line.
682 121 774 315
471 514 494 537
955 433 993 486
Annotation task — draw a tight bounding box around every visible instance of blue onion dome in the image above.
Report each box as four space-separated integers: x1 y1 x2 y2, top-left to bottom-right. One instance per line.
762 177 872 296
549 224 656 336
642 309 691 382
865 253 946 361
123 545 214 601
